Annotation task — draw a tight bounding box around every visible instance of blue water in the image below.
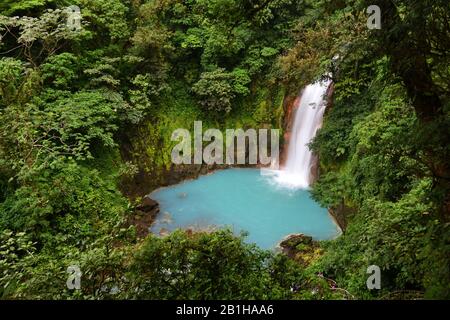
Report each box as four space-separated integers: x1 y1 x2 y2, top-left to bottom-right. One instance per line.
149 168 340 249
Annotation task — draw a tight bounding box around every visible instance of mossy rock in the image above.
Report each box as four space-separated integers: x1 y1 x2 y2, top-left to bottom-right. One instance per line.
280 234 313 249
295 243 309 252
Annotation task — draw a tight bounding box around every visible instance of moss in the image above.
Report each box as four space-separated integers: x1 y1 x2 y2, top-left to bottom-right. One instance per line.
121 78 287 199
295 243 309 251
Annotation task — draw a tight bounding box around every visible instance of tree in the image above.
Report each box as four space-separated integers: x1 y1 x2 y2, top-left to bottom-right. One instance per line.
125 229 306 299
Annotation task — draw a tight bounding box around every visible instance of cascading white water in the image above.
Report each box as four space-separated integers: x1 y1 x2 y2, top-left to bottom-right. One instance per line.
268 79 331 189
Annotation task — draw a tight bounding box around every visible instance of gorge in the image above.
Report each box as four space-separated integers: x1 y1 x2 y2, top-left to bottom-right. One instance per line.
149 79 337 249
2 0 448 300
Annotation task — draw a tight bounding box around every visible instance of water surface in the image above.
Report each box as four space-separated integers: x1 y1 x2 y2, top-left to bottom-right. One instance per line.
150 168 340 249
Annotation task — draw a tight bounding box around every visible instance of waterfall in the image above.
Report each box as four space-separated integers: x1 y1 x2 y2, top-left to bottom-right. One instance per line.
266 79 331 189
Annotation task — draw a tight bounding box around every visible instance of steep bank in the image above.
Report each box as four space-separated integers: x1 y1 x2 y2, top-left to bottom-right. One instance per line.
119 80 286 199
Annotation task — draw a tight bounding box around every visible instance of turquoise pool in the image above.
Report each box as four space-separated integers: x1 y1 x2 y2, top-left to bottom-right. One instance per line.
149 168 340 249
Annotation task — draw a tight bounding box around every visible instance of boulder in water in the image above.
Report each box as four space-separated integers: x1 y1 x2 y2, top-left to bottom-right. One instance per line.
130 196 160 239
137 196 159 212
279 234 322 266
280 233 313 249
178 192 188 199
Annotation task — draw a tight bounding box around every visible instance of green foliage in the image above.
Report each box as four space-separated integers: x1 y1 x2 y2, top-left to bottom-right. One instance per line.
311 67 450 298
134 0 303 114
78 0 131 41
125 229 305 300
0 161 127 242
192 67 252 113
0 228 134 299
0 0 449 300
0 9 85 65
318 179 450 299
0 58 40 107
0 230 35 298
192 68 236 113
41 53 80 89
306 1 450 298
0 0 50 16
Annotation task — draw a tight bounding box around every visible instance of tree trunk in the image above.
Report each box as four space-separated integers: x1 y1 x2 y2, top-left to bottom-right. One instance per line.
373 0 443 121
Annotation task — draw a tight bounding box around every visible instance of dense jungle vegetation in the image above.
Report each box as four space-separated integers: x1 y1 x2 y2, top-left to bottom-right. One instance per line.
0 0 449 299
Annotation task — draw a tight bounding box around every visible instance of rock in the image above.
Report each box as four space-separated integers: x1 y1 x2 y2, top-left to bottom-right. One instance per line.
328 202 355 232
160 212 173 224
279 234 323 267
279 234 313 250
159 228 170 237
136 196 158 213
128 196 160 239
177 192 188 199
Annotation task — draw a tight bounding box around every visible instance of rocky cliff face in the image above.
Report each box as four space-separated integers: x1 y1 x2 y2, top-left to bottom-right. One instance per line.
118 83 287 200
279 94 301 167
